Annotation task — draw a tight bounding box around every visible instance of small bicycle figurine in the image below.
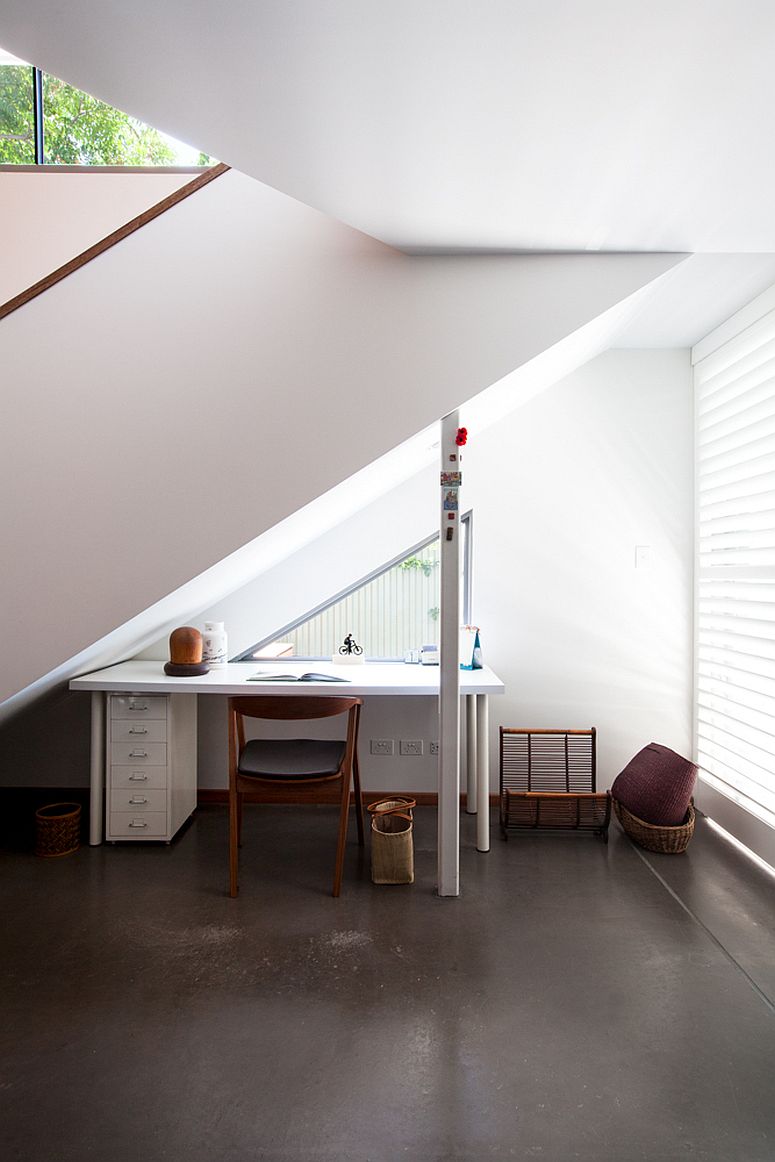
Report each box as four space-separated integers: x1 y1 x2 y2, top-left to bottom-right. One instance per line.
339 633 363 657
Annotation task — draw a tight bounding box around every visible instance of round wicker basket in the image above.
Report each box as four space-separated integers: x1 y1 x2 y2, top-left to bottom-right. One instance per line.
35 802 82 858
613 798 695 854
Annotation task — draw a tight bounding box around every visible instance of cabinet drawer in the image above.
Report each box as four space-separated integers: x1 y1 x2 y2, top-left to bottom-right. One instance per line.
108 812 168 838
111 742 167 766
111 695 167 720
110 789 167 812
111 719 167 744
111 766 167 790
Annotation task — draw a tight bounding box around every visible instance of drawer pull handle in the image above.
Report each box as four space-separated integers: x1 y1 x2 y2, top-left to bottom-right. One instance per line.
129 797 148 805
128 774 148 782
129 727 148 735
128 750 148 758
128 703 149 712
128 820 148 829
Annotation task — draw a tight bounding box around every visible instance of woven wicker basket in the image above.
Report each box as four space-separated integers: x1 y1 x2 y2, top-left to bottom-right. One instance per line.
35 802 81 858
367 798 415 884
613 797 695 854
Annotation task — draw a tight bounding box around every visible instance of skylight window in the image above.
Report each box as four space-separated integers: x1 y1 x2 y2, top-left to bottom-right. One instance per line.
0 46 213 167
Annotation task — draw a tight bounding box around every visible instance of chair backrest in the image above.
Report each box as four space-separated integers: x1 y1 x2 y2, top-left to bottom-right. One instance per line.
228 695 363 765
229 695 362 722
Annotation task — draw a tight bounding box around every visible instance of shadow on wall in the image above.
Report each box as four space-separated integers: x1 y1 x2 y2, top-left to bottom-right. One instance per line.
0 685 91 790
0 687 92 849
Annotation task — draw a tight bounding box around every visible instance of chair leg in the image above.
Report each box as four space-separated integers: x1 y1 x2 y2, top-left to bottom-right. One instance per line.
237 790 244 847
353 753 365 847
332 772 351 897
229 784 240 898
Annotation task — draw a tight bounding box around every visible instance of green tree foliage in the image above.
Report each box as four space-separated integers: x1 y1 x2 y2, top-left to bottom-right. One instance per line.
0 66 35 162
41 75 176 164
1 65 208 165
399 551 440 577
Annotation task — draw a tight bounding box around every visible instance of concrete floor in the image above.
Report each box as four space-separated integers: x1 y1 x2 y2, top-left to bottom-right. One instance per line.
1 805 774 1162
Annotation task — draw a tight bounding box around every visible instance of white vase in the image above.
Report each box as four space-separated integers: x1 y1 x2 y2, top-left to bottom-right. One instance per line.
202 621 228 668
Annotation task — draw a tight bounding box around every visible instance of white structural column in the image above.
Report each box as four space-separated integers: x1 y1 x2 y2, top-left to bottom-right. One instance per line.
89 691 104 845
466 697 477 813
476 694 490 851
438 410 462 896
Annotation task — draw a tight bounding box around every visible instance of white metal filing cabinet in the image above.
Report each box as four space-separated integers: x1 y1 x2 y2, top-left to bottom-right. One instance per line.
107 694 197 841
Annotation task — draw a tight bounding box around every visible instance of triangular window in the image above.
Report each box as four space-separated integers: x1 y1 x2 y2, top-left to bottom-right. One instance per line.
237 513 472 663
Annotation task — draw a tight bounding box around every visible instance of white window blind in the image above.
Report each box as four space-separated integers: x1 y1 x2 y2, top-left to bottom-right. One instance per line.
696 309 775 838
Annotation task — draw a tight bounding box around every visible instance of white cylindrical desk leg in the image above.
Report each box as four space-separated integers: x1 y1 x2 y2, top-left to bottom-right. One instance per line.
89 691 105 845
466 695 477 813
476 694 490 852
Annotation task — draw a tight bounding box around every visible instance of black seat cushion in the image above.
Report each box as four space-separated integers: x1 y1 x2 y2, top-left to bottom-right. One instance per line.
238 738 346 780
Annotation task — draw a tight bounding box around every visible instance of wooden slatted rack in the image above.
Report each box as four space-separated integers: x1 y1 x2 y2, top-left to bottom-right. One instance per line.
499 727 610 842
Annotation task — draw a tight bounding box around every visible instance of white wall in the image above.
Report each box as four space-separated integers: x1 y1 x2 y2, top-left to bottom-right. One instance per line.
0 169 193 304
466 347 693 788
0 159 677 705
194 348 694 794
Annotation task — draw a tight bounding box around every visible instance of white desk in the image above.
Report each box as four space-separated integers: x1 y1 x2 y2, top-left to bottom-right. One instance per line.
70 660 504 860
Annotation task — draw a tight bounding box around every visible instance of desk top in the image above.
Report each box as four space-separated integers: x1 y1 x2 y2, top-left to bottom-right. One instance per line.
69 659 504 697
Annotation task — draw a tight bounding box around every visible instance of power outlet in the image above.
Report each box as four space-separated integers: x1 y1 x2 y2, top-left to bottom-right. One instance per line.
429 741 440 755
370 739 394 756
400 739 423 756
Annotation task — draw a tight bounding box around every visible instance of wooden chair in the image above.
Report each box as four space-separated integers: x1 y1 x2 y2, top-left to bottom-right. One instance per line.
227 695 364 898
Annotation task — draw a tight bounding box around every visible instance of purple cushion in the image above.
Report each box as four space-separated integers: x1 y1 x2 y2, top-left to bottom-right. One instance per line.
611 743 697 827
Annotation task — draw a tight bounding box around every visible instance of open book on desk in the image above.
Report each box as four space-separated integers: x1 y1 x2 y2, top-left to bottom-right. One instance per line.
247 671 350 683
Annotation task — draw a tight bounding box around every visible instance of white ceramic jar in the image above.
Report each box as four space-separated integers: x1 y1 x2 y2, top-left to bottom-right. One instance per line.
201 621 228 668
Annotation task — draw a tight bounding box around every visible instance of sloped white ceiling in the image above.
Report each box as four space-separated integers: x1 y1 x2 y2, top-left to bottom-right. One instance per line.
1 250 671 725
0 161 681 707
4 1 775 721
2 1 775 251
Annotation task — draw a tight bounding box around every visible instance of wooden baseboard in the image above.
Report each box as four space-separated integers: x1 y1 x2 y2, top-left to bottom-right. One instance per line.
197 789 499 808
